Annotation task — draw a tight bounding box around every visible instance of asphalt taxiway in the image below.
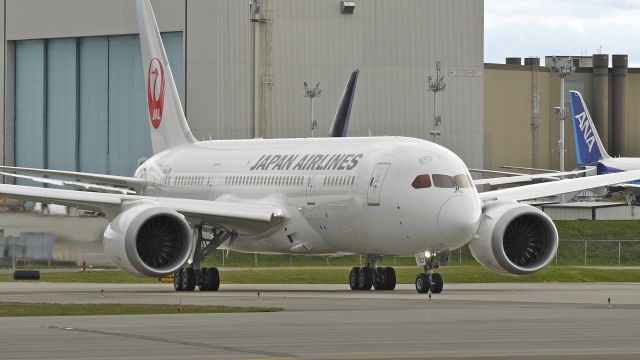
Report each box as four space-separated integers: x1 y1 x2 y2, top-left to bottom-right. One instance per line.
1 282 640 359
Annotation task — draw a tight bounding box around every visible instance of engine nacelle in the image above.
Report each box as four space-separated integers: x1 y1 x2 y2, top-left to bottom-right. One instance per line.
468 200 558 275
103 203 194 277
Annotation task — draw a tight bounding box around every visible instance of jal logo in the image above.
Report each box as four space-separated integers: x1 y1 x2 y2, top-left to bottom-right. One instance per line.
147 58 165 129
575 111 596 153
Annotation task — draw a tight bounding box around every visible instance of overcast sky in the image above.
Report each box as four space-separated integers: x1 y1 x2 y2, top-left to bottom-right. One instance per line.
485 0 640 66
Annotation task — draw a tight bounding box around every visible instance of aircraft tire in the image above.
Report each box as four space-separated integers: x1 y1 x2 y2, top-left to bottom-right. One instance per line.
372 267 387 290
384 267 396 290
430 273 443 294
182 268 196 291
198 268 209 291
208 267 220 291
415 273 430 294
349 267 360 290
173 268 184 291
357 267 373 290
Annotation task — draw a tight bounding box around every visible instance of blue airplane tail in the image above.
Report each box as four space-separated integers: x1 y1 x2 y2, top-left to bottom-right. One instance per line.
569 90 609 165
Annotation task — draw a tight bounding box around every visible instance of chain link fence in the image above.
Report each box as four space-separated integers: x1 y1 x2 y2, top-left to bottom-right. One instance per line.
205 240 640 268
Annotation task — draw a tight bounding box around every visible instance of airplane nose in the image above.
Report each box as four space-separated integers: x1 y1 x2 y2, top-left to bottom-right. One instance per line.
437 195 481 244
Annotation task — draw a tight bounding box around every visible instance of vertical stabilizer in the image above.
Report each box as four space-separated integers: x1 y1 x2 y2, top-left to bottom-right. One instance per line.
328 70 359 137
135 0 196 153
569 90 609 165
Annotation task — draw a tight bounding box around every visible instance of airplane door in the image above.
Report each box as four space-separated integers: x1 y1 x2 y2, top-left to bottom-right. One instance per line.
367 163 390 206
206 162 221 200
306 175 316 205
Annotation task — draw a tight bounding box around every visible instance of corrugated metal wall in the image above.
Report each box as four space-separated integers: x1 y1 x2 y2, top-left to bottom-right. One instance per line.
265 0 484 167
79 37 109 174
13 33 183 177
7 0 484 173
186 0 252 141
15 40 46 180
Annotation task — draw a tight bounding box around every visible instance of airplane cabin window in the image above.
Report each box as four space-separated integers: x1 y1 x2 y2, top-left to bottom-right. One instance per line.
411 174 432 189
432 174 456 188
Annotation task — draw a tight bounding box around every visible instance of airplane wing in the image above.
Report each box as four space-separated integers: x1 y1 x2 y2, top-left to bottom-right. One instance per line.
469 168 529 176
0 184 285 225
0 166 146 190
479 170 640 202
499 165 560 173
473 169 588 187
0 171 136 194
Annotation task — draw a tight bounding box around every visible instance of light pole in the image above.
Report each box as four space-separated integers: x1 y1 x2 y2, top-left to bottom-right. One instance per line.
549 56 576 175
303 81 321 137
549 56 576 203
427 60 446 143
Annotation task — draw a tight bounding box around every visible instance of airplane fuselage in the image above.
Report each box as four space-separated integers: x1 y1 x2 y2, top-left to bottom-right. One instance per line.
136 136 483 257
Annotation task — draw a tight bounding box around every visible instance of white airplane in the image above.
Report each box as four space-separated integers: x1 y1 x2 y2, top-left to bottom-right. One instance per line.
1 0 640 294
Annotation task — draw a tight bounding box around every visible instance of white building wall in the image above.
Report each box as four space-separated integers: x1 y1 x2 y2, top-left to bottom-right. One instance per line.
595 206 640 220
267 0 484 167
542 207 593 220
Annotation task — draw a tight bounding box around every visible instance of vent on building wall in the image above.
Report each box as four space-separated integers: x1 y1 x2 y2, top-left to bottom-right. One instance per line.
340 1 355 14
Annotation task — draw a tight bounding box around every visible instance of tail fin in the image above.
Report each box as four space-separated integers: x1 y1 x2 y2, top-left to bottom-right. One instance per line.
135 0 196 153
569 90 609 165
328 69 359 137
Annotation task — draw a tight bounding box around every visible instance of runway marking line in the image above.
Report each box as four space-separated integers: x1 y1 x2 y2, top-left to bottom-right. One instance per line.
41 325 297 358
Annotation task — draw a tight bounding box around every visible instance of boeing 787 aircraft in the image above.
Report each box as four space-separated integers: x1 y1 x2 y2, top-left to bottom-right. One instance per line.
1 0 639 294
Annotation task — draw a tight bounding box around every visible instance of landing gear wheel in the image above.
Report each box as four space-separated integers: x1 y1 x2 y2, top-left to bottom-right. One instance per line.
373 267 387 290
357 267 373 290
198 268 210 291
207 267 220 291
415 273 430 294
349 267 360 290
384 267 396 290
430 273 443 294
173 268 184 291
182 268 196 291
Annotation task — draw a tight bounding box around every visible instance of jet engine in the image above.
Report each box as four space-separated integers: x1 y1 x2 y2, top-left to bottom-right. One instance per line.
468 200 558 275
103 203 194 277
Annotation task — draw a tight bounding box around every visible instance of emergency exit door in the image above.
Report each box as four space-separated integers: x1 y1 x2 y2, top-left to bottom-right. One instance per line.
367 163 390 206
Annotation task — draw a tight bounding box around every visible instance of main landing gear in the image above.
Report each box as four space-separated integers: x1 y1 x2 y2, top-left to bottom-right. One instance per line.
173 225 235 292
349 255 396 291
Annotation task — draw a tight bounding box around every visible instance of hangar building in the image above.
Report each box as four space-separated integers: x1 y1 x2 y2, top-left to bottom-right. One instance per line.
485 55 640 172
0 0 484 178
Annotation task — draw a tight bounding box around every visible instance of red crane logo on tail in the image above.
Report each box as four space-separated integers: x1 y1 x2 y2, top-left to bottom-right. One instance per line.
147 58 165 129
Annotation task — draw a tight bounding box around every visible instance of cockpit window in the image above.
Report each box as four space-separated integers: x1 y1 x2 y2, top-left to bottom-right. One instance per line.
411 174 431 189
454 174 473 188
432 174 456 188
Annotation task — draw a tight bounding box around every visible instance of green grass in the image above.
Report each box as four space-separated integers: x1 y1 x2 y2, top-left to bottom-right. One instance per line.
0 271 156 284
219 266 640 284
4 266 640 284
0 302 282 317
555 220 640 240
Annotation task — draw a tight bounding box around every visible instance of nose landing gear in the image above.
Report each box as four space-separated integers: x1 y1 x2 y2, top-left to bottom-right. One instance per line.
415 251 446 294
415 270 443 294
349 255 396 291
